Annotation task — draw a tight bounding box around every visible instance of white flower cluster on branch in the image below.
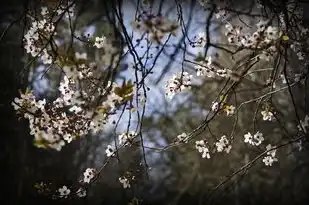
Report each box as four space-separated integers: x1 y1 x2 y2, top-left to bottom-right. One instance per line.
165 72 192 98
195 140 211 159
215 135 232 153
119 131 138 146
244 131 264 146
262 144 278 166
12 75 134 150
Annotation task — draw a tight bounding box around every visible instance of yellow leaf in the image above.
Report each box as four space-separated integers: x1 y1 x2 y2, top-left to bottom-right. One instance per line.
282 35 289 41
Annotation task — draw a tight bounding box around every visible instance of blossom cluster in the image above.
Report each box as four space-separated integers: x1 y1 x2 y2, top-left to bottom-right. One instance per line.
105 145 116 157
83 168 96 183
23 10 55 64
23 3 76 65
132 13 179 42
195 56 229 78
165 72 192 98
262 144 278 166
225 20 281 48
176 133 189 143
119 176 131 189
244 131 264 146
12 75 134 150
195 140 210 159
215 135 232 153
56 186 86 199
119 131 138 146
261 110 274 121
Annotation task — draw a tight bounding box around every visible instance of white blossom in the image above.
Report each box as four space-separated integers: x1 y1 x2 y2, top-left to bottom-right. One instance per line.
177 133 189 143
58 186 70 198
195 140 210 159
195 56 215 77
244 132 254 145
165 72 192 98
119 131 137 146
224 105 235 116
262 155 278 166
261 110 274 121
94 36 106 48
193 32 207 47
69 105 82 114
105 145 116 157
76 188 86 197
83 168 96 183
253 131 264 146
215 135 232 153
263 144 278 166
244 131 264 146
211 101 220 112
41 7 48 16
119 176 131 189
37 99 46 110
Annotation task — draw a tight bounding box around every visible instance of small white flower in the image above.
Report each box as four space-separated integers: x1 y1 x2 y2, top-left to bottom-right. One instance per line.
177 133 189 143
224 105 235 116
195 56 215 77
265 26 280 40
211 102 219 112
165 72 192 98
119 176 131 189
261 110 274 121
94 36 106 48
63 133 73 143
76 188 86 197
266 144 277 157
58 186 70 198
195 140 210 159
37 99 46 110
119 131 137 145
256 19 269 31
69 105 82 113
262 144 278 166
41 7 48 16
194 32 207 47
280 74 287 84
253 131 264 146
262 155 278 166
244 132 254 145
215 135 232 153
83 168 96 183
105 145 115 157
